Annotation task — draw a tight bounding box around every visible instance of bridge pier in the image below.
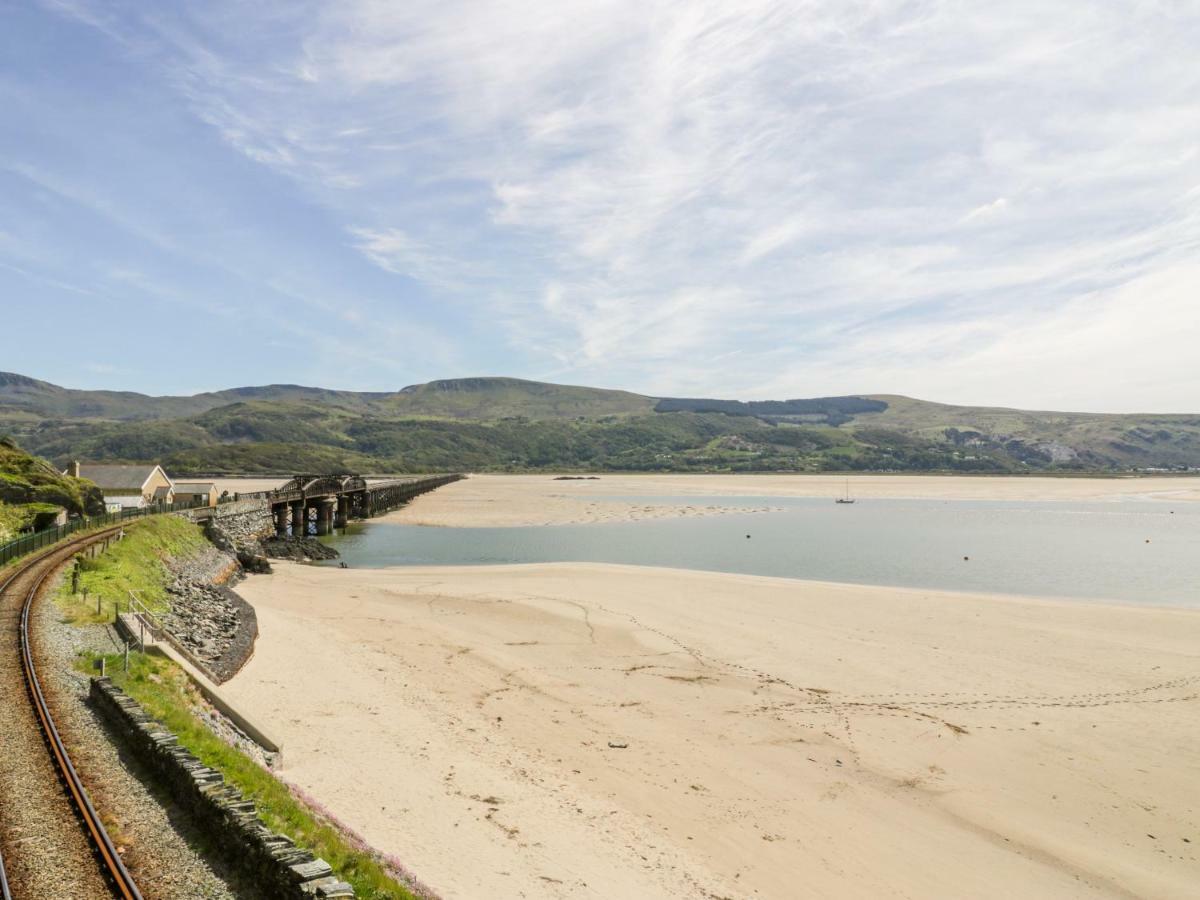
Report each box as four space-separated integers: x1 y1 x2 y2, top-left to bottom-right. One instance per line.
274 504 289 537
315 498 336 536
291 500 307 537
335 495 350 529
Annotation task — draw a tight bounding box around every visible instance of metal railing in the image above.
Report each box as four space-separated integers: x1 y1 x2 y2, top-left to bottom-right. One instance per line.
235 474 368 503
126 591 165 651
0 499 204 567
235 474 454 503
125 590 220 684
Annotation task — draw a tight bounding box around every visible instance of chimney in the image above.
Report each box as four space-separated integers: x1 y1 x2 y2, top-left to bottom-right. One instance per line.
69 460 81 478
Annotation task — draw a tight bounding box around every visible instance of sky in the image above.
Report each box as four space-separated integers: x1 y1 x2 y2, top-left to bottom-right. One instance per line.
1 0 1198 412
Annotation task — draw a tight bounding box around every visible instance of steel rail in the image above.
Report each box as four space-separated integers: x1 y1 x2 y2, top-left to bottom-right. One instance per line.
0 559 25 900
1 527 144 899
0 828 9 900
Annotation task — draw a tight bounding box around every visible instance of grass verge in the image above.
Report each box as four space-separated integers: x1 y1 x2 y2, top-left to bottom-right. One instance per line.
78 649 417 900
54 516 208 624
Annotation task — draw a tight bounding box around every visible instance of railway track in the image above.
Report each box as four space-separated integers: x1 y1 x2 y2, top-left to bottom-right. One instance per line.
0 527 143 899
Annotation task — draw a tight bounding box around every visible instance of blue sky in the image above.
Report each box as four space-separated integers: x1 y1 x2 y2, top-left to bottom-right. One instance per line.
2 1 1198 411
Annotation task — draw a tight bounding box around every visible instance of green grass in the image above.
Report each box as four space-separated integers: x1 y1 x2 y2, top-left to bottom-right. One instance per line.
0 501 28 542
0 435 104 514
54 516 209 624
77 650 417 899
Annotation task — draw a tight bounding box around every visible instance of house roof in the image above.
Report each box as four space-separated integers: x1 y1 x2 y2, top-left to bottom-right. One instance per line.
75 463 166 490
173 482 215 493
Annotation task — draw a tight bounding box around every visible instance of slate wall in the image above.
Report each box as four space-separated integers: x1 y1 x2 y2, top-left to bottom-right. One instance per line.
90 677 354 899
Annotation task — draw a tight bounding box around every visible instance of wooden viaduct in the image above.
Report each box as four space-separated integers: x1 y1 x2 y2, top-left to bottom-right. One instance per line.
239 474 463 536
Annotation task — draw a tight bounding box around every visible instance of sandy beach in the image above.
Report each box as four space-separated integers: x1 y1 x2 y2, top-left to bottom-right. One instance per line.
379 473 1200 528
226 558 1200 899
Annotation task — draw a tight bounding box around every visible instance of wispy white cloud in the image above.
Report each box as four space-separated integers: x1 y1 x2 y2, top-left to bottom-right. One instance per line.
348 226 467 291
33 0 1200 408
962 198 1008 223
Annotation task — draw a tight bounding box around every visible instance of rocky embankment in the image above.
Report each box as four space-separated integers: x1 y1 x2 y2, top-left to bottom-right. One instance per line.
159 523 340 683
163 546 259 683
259 536 340 562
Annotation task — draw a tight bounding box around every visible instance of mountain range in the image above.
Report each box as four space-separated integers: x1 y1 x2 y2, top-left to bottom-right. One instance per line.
2 372 1198 475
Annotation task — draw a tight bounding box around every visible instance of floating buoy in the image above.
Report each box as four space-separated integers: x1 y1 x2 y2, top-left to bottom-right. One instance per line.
963 556 969 561
746 534 751 539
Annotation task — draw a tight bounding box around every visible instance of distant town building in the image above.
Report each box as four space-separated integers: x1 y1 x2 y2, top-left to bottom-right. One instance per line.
171 482 218 508
66 461 175 510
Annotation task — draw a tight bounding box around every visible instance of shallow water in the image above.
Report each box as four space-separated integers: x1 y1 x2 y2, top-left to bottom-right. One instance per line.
319 496 1200 608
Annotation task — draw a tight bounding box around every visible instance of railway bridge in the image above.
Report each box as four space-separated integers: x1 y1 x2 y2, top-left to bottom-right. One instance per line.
239 473 463 536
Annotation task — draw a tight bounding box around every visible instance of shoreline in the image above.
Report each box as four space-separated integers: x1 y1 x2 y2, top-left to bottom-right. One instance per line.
373 473 1200 529
324 559 1200 615
225 558 1200 898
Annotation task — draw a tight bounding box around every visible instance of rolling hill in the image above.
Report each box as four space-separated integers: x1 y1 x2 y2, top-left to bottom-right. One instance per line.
0 372 390 421
2 372 1198 475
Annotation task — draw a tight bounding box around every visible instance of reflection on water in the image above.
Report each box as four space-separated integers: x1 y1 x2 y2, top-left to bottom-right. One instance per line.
319 496 1200 608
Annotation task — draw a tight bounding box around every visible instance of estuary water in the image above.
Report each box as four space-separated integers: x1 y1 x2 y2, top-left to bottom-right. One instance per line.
319 496 1200 608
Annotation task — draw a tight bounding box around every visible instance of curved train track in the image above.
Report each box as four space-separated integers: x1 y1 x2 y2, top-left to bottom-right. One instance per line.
0 527 143 899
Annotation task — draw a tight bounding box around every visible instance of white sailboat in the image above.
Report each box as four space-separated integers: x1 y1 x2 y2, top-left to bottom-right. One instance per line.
835 478 855 504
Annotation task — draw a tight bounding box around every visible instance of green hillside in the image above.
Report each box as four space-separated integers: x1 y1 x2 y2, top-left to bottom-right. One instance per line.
385 377 655 419
854 395 1200 468
0 372 650 422
4 373 1199 475
0 372 390 422
0 436 105 541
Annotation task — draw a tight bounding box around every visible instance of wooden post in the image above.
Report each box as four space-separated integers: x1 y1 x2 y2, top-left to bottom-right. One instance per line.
124 642 129 672
100 657 106 677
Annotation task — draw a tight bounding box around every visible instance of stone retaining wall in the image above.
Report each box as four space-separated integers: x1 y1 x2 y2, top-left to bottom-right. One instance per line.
90 677 353 899
158 583 259 683
198 500 275 550
161 535 260 684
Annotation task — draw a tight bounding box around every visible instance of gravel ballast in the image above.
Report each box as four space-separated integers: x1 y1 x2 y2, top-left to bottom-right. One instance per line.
38 573 256 900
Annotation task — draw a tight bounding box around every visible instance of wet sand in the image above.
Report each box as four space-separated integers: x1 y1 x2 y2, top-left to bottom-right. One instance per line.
226 561 1200 899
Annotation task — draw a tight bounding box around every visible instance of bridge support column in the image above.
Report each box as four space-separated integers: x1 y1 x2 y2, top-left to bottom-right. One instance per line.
336 495 350 529
291 500 307 537
315 498 336 536
274 504 289 536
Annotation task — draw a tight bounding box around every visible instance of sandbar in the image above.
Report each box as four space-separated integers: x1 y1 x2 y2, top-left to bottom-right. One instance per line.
379 473 1200 528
